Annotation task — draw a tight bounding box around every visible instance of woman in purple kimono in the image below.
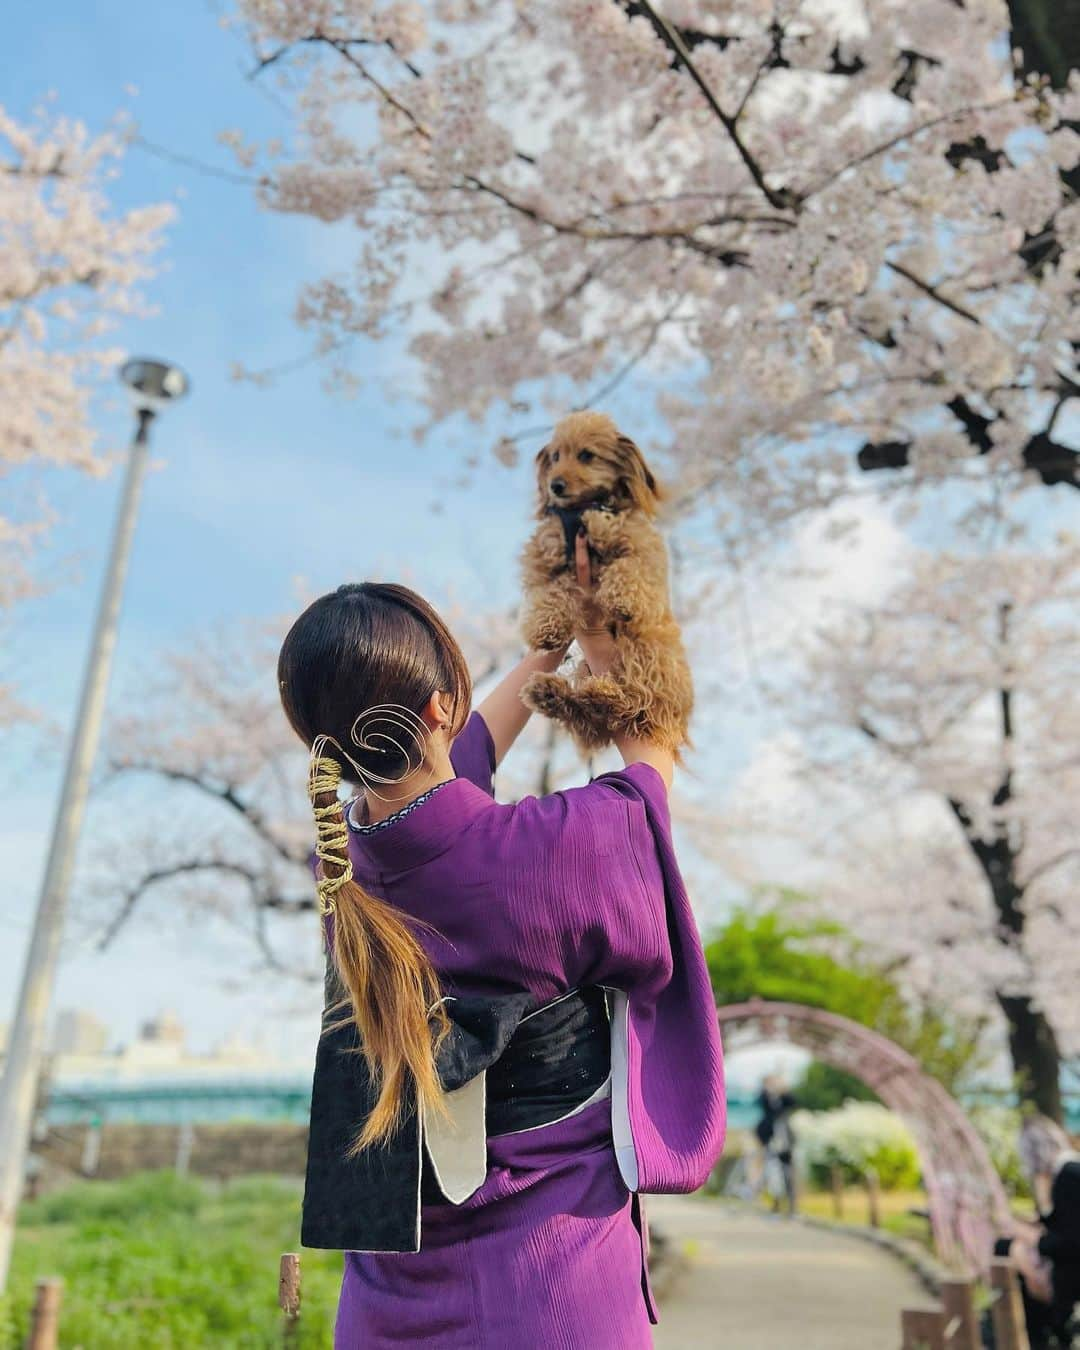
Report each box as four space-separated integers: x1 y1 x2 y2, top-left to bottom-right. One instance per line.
277 542 725 1349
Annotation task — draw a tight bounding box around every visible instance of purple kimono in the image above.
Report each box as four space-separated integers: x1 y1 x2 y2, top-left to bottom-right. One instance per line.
330 712 725 1348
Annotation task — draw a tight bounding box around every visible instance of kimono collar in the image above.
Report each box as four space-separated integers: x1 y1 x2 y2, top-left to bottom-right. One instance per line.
346 776 494 875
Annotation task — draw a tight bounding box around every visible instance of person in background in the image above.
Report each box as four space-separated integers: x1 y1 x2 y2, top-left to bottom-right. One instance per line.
755 1074 797 1216
1020 1111 1074 1218
995 1112 1080 1349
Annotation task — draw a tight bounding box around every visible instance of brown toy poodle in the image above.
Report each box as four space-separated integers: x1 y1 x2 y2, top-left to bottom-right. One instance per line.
519 411 693 754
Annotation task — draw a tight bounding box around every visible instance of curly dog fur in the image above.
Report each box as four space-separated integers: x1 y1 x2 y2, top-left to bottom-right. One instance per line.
519 411 693 755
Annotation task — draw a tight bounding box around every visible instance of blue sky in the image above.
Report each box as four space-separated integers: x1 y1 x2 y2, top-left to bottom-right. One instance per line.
1 0 545 1060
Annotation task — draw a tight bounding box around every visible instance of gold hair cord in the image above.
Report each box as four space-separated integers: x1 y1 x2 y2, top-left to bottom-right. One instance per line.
309 753 352 916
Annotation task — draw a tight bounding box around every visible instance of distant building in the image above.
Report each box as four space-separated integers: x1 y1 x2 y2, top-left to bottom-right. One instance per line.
51 1009 109 1057
138 1010 185 1048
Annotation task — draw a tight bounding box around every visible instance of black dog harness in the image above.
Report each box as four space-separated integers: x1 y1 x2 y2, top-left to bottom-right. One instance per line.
301 972 612 1253
546 499 619 564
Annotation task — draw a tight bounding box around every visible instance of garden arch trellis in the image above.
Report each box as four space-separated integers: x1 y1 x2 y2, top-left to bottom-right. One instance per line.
718 1000 1011 1273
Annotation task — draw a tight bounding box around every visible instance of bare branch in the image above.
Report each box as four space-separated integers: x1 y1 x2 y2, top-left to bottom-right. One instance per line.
96 859 313 951
886 260 982 325
110 760 305 867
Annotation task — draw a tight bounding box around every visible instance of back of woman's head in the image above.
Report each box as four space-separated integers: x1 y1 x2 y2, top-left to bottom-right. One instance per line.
278 582 471 1153
278 582 471 784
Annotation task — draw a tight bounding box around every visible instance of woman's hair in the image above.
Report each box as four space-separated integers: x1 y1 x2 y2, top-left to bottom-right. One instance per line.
278 582 472 1152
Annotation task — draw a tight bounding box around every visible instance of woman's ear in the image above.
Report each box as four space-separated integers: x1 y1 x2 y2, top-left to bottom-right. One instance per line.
424 690 454 733
615 435 663 515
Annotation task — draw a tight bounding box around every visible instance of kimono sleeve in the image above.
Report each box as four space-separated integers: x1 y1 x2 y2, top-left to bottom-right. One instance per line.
450 710 496 797
574 760 727 1194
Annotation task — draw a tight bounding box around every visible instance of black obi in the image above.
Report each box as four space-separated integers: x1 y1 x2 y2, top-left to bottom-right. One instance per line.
300 962 612 1254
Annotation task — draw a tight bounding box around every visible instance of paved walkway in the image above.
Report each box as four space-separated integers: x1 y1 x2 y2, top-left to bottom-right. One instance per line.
647 1195 929 1349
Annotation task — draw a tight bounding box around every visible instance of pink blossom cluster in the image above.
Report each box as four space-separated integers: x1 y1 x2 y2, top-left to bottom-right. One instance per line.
0 102 172 657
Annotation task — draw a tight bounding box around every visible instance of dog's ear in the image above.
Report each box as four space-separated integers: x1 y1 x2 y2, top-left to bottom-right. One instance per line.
534 444 552 517
614 435 663 516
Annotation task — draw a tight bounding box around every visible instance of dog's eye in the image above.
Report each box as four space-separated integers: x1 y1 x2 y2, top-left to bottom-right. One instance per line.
578 450 595 463
551 450 560 463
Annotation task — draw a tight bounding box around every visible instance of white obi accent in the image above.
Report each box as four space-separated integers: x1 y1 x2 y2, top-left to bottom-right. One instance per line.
421 1071 489 1204
609 987 640 1190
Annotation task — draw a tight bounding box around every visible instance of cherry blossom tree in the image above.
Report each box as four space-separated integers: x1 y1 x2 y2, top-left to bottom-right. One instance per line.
0 101 173 698
739 541 1080 1119
228 0 1078 552
217 5 1080 1104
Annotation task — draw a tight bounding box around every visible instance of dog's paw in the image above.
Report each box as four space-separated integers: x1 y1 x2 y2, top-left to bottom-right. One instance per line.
521 671 573 716
523 610 574 651
581 509 622 553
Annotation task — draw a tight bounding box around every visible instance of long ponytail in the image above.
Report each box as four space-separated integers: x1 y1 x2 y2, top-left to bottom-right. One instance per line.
278 582 472 1155
309 754 452 1152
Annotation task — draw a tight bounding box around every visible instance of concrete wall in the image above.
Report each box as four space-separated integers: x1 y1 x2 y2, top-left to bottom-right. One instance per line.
35 1122 308 1183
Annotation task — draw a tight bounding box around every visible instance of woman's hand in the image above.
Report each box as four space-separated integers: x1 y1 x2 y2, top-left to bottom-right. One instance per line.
574 530 617 676
1012 1238 1053 1304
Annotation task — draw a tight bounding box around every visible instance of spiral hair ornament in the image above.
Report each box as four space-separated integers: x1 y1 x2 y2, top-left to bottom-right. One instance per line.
348 704 431 794
308 739 353 916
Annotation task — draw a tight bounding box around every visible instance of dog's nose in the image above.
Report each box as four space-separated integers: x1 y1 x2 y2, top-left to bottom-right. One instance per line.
550 478 566 496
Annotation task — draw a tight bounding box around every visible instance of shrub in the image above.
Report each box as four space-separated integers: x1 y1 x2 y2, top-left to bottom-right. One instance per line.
794 1102 921 1190
794 1062 878 1112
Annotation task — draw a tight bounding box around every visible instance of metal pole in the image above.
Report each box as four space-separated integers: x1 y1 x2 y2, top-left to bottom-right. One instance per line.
0 406 156 1291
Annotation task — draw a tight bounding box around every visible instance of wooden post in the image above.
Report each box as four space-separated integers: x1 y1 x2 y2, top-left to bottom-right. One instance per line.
279 1252 301 1347
27 1278 63 1350
80 1119 102 1177
865 1166 881 1228
940 1278 980 1350
830 1164 844 1219
174 1121 195 1176
901 1307 947 1350
989 1258 1031 1350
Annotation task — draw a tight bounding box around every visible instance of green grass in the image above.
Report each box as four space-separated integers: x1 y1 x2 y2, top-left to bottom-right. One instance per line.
789 1186 934 1244
1 1173 342 1349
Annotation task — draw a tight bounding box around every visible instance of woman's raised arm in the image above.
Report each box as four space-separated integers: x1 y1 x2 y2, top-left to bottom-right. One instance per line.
476 646 567 768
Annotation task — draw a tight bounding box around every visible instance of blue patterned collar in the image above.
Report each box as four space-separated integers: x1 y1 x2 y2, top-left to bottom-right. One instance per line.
346 779 452 834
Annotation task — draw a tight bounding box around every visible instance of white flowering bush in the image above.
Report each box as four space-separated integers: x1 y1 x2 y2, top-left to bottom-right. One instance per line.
794 1103 921 1190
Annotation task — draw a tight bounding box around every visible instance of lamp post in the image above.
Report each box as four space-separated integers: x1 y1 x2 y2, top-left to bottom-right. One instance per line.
0 359 189 1291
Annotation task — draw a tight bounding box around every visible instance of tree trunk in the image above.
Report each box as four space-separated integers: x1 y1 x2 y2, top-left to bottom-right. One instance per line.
1007 0 1080 87
997 993 1064 1122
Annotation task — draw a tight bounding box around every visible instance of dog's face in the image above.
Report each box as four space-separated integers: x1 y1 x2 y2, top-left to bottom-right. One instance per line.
535 411 662 518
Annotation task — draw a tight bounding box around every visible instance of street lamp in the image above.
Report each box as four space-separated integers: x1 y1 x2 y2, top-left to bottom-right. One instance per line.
0 358 189 1291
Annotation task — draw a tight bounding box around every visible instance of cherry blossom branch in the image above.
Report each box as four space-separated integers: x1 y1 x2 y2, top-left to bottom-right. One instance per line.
805 96 1017 198
582 298 682 406
632 0 798 212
